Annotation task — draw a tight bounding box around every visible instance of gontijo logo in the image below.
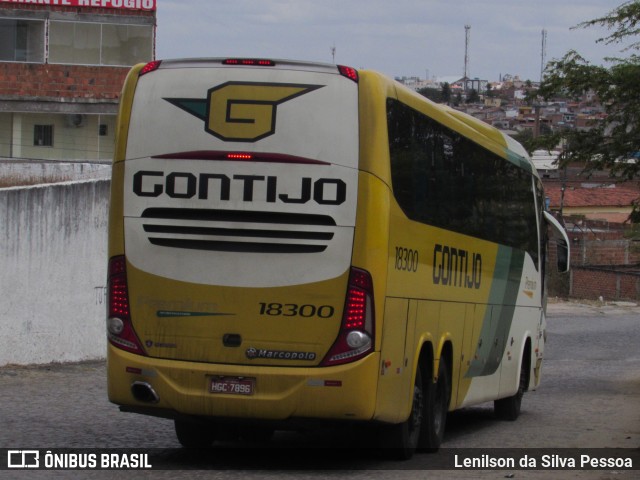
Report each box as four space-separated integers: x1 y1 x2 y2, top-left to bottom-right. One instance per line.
166 82 323 142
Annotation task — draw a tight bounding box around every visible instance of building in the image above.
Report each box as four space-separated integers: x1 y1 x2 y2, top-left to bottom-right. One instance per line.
0 0 156 161
457 77 487 94
545 183 639 224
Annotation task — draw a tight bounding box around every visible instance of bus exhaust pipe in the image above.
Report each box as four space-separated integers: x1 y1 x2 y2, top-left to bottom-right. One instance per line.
131 381 160 404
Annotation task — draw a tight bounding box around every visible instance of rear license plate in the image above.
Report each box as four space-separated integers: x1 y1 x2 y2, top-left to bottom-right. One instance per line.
209 376 255 396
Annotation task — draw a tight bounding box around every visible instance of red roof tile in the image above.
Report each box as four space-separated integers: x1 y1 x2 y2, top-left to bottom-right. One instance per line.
544 184 639 208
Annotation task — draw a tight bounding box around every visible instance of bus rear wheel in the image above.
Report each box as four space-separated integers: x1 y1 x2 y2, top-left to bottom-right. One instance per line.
494 353 529 421
380 367 424 459
418 358 450 451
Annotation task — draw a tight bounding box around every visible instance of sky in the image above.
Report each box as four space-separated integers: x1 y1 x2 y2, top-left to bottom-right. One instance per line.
155 0 625 82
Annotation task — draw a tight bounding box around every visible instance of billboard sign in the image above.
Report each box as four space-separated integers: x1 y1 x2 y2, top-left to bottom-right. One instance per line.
0 0 156 11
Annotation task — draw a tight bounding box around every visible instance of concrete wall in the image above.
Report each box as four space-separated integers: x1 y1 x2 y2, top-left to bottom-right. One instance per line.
1 159 111 186
1 179 110 366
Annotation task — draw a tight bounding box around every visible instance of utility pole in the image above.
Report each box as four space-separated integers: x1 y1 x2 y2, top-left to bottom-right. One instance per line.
464 25 471 92
540 29 547 82
330 44 336 64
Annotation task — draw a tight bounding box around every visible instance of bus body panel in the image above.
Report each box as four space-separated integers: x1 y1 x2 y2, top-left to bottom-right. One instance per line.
107 345 380 421
123 158 358 288
107 58 567 435
124 263 349 366
375 297 412 423
125 65 359 169
113 61 360 368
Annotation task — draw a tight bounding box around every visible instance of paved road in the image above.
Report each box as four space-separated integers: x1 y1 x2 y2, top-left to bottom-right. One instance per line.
1 301 639 479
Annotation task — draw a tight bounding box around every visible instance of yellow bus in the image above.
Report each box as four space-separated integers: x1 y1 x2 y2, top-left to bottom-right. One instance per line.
107 58 570 458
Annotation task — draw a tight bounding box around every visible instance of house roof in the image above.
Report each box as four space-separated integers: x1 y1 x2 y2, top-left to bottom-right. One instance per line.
545 184 639 209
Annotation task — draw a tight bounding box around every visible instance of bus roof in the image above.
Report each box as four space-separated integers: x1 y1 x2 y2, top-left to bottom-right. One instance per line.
148 57 344 75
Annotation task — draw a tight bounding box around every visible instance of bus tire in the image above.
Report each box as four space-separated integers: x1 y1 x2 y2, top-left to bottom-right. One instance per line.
418 358 450 451
380 366 424 460
494 354 528 421
174 418 216 448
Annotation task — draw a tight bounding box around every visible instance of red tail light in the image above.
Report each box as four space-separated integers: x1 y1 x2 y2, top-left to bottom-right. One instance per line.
139 60 161 76
338 65 359 83
223 58 276 67
321 268 375 366
226 153 253 160
107 256 146 356
152 150 330 165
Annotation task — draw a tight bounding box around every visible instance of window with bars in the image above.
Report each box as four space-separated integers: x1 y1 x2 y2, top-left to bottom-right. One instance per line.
34 125 54 147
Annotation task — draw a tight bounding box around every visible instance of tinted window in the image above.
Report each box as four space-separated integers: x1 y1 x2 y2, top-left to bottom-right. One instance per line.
387 99 538 263
0 19 45 62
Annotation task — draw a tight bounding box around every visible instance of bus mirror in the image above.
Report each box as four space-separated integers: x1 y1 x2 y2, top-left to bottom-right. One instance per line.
556 238 569 273
543 211 570 274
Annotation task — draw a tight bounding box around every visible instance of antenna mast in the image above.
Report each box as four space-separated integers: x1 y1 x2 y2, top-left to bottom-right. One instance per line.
540 29 547 82
464 25 471 90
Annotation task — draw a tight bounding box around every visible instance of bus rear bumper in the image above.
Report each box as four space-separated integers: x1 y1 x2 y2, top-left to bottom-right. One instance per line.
107 345 380 423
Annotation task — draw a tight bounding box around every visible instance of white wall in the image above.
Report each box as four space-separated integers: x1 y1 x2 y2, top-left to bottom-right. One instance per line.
0 114 11 157
0 179 110 365
1 113 116 162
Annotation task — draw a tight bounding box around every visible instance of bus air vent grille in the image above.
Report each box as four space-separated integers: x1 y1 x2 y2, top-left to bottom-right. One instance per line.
140 208 336 254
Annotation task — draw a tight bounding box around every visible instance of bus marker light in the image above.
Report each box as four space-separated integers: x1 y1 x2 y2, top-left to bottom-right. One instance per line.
338 65 359 82
227 153 253 160
139 60 162 76
223 58 275 66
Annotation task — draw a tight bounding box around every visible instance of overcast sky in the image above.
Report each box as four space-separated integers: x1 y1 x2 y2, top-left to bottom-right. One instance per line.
155 0 623 82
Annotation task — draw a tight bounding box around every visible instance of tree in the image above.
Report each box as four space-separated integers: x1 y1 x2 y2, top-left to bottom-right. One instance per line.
538 1 640 181
466 89 480 104
416 83 452 105
417 87 442 103
441 82 452 104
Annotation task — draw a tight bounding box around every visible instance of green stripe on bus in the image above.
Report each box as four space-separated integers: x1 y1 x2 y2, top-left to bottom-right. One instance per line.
466 246 525 378
506 149 534 174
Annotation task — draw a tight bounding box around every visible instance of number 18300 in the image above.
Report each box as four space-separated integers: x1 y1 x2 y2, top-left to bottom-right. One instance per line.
258 303 335 318
395 246 419 272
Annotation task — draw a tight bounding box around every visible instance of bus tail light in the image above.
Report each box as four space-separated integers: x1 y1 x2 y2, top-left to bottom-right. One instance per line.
321 268 375 366
223 58 276 67
139 60 162 76
338 65 359 83
107 256 146 356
